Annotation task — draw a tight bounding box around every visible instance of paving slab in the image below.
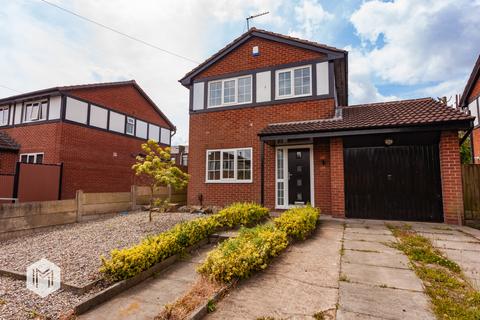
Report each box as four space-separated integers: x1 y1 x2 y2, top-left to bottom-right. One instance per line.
432 239 480 251
78 245 213 320
342 249 410 269
343 239 397 254
336 309 387 320
343 232 396 243
338 282 435 320
341 263 424 291
344 227 393 236
206 221 344 319
417 232 477 243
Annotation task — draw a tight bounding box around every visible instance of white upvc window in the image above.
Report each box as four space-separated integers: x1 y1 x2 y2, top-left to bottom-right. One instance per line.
20 152 44 164
0 106 9 126
24 100 47 122
126 117 135 135
206 147 252 183
208 75 252 108
275 65 312 99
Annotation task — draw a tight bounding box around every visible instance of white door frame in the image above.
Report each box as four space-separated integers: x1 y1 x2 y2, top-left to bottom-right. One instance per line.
275 144 315 209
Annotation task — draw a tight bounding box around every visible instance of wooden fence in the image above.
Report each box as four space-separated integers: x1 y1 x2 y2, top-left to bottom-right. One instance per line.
462 164 480 222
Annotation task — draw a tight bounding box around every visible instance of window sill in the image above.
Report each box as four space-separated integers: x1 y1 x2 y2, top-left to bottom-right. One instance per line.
207 101 252 109
205 180 253 184
275 93 312 100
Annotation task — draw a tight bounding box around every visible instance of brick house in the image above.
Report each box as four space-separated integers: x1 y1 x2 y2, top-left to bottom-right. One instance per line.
460 54 480 164
0 80 174 199
180 28 474 224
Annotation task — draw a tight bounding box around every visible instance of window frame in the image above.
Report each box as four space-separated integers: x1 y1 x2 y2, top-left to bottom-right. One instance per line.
126 117 135 135
207 75 253 108
275 65 312 100
19 152 44 164
205 147 253 183
23 100 48 123
0 106 9 126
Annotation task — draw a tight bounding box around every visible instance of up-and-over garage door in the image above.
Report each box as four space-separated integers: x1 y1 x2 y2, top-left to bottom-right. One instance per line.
344 132 443 222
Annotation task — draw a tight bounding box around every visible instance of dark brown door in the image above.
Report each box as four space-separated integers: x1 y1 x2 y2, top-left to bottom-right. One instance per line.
344 144 443 222
288 149 311 205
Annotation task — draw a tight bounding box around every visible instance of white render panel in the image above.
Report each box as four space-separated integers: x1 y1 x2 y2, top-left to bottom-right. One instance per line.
89 105 108 129
316 62 329 95
65 97 88 124
256 71 271 103
148 123 160 141
109 111 125 133
14 103 22 124
136 120 147 138
469 99 479 127
192 82 205 110
160 127 170 145
9 105 14 125
48 96 62 120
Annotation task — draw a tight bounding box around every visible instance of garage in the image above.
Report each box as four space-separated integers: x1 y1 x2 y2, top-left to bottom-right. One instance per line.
344 132 443 222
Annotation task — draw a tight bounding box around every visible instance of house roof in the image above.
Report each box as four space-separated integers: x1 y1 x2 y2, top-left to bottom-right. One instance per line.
179 27 346 86
460 54 480 108
0 80 176 130
259 98 473 137
0 131 20 151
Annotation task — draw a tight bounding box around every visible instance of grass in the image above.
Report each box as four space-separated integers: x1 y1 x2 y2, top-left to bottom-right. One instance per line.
388 224 480 319
339 274 350 282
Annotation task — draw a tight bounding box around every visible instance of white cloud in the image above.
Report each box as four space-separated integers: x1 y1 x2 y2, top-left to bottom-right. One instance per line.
288 0 333 39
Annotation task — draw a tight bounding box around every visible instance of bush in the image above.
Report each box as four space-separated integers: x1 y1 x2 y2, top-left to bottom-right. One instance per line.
197 224 288 283
100 202 269 281
274 205 319 240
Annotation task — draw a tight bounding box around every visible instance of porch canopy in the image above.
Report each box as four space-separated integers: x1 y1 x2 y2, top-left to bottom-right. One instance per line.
258 98 473 144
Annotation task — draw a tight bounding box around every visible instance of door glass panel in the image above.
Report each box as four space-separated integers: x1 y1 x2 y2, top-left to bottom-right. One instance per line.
296 151 302 159
297 165 302 172
297 179 302 186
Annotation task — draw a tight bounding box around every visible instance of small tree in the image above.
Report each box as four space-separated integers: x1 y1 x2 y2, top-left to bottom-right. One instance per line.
133 140 189 222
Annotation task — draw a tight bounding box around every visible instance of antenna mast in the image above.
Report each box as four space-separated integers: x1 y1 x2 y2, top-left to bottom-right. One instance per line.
246 11 269 30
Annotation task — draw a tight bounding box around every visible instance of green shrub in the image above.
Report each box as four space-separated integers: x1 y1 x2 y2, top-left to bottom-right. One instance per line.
100 202 269 281
274 205 319 240
197 224 289 283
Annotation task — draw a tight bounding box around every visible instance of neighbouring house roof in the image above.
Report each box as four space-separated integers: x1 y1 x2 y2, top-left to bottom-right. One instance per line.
0 131 20 151
179 28 348 105
460 54 480 108
0 80 175 130
259 98 474 137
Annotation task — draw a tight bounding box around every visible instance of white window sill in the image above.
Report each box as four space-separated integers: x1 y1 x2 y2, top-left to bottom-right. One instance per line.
205 180 253 184
207 101 252 109
275 93 312 100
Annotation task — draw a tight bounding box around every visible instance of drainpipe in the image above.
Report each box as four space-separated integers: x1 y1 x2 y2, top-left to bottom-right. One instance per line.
260 140 265 206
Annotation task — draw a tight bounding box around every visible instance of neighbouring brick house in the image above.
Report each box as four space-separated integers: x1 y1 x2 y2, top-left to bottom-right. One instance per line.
171 145 189 169
460 54 480 164
180 28 474 224
0 80 175 199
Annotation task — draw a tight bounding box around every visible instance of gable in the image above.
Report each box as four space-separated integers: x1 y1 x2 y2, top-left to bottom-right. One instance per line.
196 36 326 80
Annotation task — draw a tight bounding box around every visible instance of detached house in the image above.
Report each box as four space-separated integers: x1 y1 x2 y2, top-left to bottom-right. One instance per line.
181 28 473 225
0 80 174 199
460 54 480 163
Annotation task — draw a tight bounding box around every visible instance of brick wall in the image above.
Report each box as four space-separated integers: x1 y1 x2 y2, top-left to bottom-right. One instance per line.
468 77 480 104
0 151 18 174
439 131 464 224
473 128 480 164
197 37 325 80
330 137 345 218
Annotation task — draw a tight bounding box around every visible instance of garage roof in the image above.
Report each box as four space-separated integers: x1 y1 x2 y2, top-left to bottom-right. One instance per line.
259 98 473 137
0 131 20 151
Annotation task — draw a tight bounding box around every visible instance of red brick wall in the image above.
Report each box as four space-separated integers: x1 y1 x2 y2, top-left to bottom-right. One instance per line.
439 131 464 224
66 85 172 129
473 128 480 164
314 139 332 214
188 99 335 208
0 151 18 174
197 37 325 79
468 77 480 103
330 137 345 218
58 122 144 199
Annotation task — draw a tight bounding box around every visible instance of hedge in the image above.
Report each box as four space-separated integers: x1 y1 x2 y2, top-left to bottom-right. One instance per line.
100 203 269 281
274 205 319 240
198 205 320 283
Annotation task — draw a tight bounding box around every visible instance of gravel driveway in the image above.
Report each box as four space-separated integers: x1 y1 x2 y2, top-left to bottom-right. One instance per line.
0 211 196 319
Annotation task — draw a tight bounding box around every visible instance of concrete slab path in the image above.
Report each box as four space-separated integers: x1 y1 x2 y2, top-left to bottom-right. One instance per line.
78 245 213 320
337 220 435 320
205 218 344 320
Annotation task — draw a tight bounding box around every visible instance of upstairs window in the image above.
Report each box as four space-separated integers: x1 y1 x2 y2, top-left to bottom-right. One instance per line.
0 106 9 126
276 65 312 99
24 100 47 122
208 75 252 108
206 148 252 183
126 117 135 135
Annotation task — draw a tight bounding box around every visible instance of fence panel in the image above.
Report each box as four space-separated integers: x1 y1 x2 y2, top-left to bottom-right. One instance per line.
0 174 15 203
15 163 62 202
462 164 480 221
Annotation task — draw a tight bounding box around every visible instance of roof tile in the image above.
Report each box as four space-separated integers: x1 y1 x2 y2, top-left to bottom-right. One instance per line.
0 131 20 151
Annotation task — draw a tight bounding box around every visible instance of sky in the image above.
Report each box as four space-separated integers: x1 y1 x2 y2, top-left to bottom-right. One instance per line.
0 0 479 145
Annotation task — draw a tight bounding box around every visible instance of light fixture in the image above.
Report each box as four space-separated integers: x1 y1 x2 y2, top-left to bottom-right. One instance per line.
384 138 394 146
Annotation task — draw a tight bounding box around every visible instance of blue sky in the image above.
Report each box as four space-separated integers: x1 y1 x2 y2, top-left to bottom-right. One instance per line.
1 0 479 144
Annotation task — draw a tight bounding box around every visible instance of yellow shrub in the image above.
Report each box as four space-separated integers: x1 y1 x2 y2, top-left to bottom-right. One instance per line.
274 205 319 240
100 202 269 281
197 224 288 283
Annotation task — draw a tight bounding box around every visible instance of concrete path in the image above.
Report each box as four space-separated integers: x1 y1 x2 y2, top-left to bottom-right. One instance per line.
79 245 213 320
206 218 344 319
411 222 480 290
337 219 435 320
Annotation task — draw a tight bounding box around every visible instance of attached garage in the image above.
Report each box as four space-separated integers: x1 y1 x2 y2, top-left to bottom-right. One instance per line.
344 132 443 222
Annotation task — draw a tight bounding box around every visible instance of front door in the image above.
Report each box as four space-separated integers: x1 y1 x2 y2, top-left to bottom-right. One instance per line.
288 148 311 205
